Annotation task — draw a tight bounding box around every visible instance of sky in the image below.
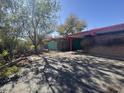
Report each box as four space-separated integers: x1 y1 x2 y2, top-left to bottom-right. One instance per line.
59 0 124 30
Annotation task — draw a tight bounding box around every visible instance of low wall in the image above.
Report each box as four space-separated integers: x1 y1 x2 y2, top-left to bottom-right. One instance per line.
88 44 124 60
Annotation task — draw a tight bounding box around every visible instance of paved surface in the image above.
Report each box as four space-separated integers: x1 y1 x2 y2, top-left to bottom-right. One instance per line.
0 52 124 93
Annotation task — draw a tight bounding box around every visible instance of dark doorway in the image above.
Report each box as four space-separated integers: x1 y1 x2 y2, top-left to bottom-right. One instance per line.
72 38 83 50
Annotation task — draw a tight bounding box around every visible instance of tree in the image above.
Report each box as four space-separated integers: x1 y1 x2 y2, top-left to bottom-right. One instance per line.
58 14 87 36
0 0 23 61
0 0 60 55
21 0 60 54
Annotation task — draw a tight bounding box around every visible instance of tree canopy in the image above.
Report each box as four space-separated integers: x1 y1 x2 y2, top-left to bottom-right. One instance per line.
0 0 60 54
57 14 87 36
22 0 60 53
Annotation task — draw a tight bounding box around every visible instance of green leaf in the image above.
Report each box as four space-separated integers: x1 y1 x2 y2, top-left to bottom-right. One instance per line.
2 50 9 57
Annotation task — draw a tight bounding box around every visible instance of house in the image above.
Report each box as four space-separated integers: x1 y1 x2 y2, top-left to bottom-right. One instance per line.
48 23 124 60
88 23 124 60
67 23 124 50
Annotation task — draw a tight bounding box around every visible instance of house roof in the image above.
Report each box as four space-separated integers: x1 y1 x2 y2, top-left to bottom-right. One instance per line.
68 23 124 38
91 23 124 34
50 23 124 40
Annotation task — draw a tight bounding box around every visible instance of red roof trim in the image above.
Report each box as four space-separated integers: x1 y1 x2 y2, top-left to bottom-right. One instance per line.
68 23 124 37
51 23 124 40
91 23 124 33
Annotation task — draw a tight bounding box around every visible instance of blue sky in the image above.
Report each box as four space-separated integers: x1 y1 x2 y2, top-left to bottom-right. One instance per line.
59 0 124 30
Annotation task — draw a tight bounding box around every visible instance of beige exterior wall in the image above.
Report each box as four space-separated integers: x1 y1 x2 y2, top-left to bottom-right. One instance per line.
94 32 124 45
88 44 124 60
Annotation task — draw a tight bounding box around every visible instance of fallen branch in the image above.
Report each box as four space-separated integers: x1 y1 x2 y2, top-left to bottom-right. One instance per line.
0 57 27 71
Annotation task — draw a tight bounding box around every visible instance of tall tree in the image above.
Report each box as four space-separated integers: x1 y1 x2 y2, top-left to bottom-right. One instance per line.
21 0 60 53
0 0 23 60
58 14 87 36
0 0 60 54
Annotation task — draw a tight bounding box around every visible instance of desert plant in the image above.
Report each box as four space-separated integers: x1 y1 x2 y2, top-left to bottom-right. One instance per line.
0 66 19 77
0 50 10 62
0 61 4 67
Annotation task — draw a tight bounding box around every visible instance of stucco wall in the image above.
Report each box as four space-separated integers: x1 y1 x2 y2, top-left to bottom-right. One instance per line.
88 44 124 60
94 31 124 45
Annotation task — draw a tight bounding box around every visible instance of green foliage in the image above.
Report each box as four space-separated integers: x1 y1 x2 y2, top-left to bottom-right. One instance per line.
0 61 4 67
0 0 60 55
22 0 60 53
1 50 9 57
0 66 19 77
0 50 9 61
0 0 28 58
15 39 34 54
58 14 87 36
30 45 35 50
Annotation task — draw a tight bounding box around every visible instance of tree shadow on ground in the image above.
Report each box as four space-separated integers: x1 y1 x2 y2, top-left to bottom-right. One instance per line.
71 51 124 61
0 55 123 93
0 74 20 87
33 56 123 93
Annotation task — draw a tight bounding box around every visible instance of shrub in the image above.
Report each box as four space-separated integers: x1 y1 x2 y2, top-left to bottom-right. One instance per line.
30 45 35 50
0 61 4 67
0 50 9 57
1 50 9 57
0 50 10 62
0 66 19 77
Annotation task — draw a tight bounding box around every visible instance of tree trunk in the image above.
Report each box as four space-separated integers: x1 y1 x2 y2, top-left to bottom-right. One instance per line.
34 44 38 54
33 28 38 54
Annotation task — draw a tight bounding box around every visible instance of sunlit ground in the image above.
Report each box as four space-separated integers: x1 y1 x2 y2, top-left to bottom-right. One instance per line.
0 52 124 93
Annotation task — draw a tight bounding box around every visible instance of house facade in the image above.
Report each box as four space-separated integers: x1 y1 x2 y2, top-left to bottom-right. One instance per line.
48 23 124 60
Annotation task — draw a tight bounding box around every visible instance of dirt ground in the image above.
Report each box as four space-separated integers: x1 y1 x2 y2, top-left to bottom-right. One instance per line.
0 51 124 93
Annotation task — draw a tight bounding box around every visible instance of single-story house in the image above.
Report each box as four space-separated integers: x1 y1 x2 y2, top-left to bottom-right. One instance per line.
48 23 124 60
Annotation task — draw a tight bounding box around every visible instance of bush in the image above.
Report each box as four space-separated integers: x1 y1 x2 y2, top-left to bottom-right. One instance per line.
0 50 9 57
30 45 35 50
1 50 9 57
0 66 19 77
0 61 4 67
0 50 10 62
15 39 34 55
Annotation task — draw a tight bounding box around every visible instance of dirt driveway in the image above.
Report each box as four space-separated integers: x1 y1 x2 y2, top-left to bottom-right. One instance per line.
0 52 124 93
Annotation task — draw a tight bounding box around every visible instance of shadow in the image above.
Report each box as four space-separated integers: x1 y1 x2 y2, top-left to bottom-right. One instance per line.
0 54 123 93
89 54 124 61
71 51 124 61
40 55 123 93
32 56 113 93
0 74 20 87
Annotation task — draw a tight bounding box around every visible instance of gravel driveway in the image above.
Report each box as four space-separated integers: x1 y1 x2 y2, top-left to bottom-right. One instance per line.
0 52 124 93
